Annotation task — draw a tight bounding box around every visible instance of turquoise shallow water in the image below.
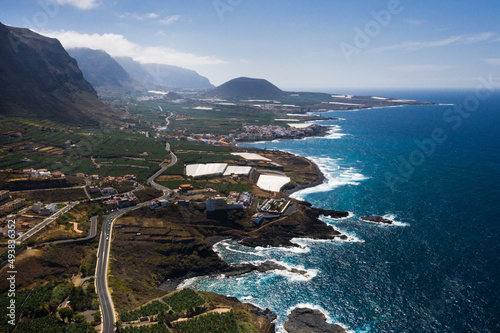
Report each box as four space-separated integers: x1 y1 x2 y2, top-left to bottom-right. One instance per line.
184 90 500 332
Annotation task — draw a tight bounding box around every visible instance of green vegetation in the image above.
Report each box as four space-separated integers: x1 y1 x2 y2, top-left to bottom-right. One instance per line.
174 311 239 333
169 141 250 153
162 288 205 313
121 323 170 333
120 300 170 322
134 186 164 203
15 314 89 333
120 289 205 322
175 152 239 165
0 283 97 332
162 160 184 175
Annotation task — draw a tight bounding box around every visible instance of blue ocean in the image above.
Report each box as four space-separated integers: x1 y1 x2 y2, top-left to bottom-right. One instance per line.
184 89 500 332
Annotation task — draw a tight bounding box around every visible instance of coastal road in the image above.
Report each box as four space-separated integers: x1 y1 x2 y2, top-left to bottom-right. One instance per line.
16 201 79 243
95 206 143 333
97 153 176 333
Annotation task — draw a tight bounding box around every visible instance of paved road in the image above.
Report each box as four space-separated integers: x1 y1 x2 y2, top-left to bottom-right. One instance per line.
97 149 176 333
16 201 79 243
45 215 98 245
147 151 177 193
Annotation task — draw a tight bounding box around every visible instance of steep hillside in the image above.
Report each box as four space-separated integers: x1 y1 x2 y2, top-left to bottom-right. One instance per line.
0 23 122 126
67 48 142 91
115 56 214 89
212 77 286 99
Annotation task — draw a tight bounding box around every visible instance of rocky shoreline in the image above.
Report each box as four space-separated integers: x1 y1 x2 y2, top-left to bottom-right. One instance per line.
360 215 393 224
284 308 346 333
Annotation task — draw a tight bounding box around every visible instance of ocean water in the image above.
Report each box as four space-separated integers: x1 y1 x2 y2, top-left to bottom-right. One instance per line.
184 90 500 332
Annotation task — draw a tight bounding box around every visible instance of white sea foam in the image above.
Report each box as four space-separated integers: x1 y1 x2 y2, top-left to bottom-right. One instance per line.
214 239 310 259
290 156 369 200
237 259 319 282
321 212 355 221
359 214 409 227
383 214 410 227
324 126 349 139
177 276 201 289
254 244 311 254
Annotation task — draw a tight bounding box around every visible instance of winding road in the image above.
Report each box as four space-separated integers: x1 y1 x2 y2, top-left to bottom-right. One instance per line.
96 146 177 333
44 215 98 245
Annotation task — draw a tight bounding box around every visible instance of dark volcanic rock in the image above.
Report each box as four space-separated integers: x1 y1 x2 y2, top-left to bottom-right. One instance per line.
319 209 350 219
212 77 286 99
0 22 121 125
223 260 308 278
239 206 349 248
360 216 393 224
284 308 346 333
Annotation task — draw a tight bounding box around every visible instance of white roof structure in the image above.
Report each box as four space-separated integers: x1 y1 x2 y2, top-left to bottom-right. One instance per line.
223 166 253 177
185 163 228 178
231 152 272 161
256 174 290 192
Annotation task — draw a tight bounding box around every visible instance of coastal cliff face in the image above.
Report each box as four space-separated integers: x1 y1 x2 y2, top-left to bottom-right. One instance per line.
239 206 349 248
284 308 346 333
0 23 121 125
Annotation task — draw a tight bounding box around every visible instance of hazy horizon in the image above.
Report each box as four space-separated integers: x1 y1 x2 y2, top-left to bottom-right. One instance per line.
2 0 499 90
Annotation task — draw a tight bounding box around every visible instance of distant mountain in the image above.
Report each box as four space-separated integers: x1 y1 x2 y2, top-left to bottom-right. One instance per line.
113 56 159 86
0 23 122 125
114 56 214 89
67 48 142 91
212 77 286 99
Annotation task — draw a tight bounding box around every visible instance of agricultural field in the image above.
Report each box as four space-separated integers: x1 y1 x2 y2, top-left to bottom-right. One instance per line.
162 288 205 314
0 283 98 333
120 288 205 322
174 311 239 333
11 187 87 203
122 323 170 333
1 124 169 180
120 300 171 322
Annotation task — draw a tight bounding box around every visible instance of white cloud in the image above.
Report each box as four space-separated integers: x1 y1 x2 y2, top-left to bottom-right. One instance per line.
484 58 500 65
371 32 498 53
390 64 453 73
158 15 181 25
120 12 160 21
40 30 227 67
51 0 100 10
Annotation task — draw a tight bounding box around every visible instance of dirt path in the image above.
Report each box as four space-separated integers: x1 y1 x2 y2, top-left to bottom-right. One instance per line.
70 222 83 233
171 308 232 325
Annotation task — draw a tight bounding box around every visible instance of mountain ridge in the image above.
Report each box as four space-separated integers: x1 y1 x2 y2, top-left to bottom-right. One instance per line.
0 23 122 126
114 56 214 89
67 48 143 91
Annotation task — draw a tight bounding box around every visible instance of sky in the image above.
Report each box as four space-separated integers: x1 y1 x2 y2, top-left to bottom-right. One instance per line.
1 0 499 91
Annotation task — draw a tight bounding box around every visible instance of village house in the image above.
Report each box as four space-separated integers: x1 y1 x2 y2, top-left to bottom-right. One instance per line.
0 198 26 216
252 213 264 224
